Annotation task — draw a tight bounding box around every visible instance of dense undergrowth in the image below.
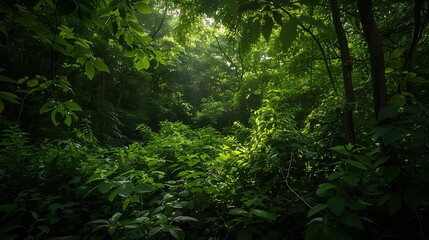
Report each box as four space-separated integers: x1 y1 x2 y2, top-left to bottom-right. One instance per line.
1 105 429 239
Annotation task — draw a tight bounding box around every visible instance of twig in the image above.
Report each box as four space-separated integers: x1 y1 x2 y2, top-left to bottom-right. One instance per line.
285 153 312 208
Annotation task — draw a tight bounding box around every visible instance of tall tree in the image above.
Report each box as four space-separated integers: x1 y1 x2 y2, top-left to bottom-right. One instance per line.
329 0 356 144
357 0 387 123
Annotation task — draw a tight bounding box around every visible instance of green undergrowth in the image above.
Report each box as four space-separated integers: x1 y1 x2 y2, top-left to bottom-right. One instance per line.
1 120 428 239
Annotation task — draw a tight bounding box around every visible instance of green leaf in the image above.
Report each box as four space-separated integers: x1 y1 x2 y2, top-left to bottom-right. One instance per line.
390 47 405 59
385 67 394 73
279 19 298 52
37 225 49 234
330 145 348 156
63 101 82 111
117 182 134 197
134 183 153 193
27 79 38 87
91 59 110 73
178 190 190 198
85 61 95 80
327 197 346 216
316 183 337 197
342 173 360 186
136 58 150 70
388 195 402 215
272 11 283 25
148 226 163 237
110 212 122 222
0 91 19 104
389 94 406 107
383 166 401 182
339 211 364 230
0 75 16 83
0 100 4 113
64 114 72 126
378 106 398 123
376 194 392 207
14 17 36 27
327 171 342 180
403 194 420 209
300 15 328 30
122 198 131 211
135 2 152 14
40 102 55 114
172 216 199 222
307 204 327 217
416 66 429 74
344 159 367 170
31 211 39 220
262 14 274 42
0 23 8 37
51 109 59 126
98 182 114 193
108 189 118 202
169 226 185 240
124 50 138 57
370 124 400 145
304 221 322 240
228 208 248 216
352 154 371 167
250 209 277 221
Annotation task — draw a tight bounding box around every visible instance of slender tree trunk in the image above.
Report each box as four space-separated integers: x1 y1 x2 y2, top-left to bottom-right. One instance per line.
329 0 356 144
405 0 423 94
357 0 387 123
101 74 106 99
117 79 125 108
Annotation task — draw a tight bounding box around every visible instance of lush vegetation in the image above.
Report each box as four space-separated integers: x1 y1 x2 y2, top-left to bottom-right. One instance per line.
1 0 429 239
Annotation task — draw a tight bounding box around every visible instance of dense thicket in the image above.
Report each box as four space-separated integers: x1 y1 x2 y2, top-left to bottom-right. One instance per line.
1 0 429 239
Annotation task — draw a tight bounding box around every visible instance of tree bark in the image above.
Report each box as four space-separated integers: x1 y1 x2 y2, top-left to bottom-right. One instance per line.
357 0 387 123
329 0 356 144
405 0 424 94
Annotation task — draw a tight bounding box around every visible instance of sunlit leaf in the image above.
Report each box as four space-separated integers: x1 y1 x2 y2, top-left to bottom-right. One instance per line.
64 114 72 126
135 2 152 14
91 59 110 73
63 100 82 111
85 61 95 80
136 58 150 70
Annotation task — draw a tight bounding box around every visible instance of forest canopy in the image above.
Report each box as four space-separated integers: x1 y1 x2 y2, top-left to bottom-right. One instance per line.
1 0 429 239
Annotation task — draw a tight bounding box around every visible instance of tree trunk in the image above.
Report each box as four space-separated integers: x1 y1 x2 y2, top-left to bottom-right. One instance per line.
101 73 106 99
329 0 356 144
117 79 125 108
357 0 387 123
405 0 423 94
